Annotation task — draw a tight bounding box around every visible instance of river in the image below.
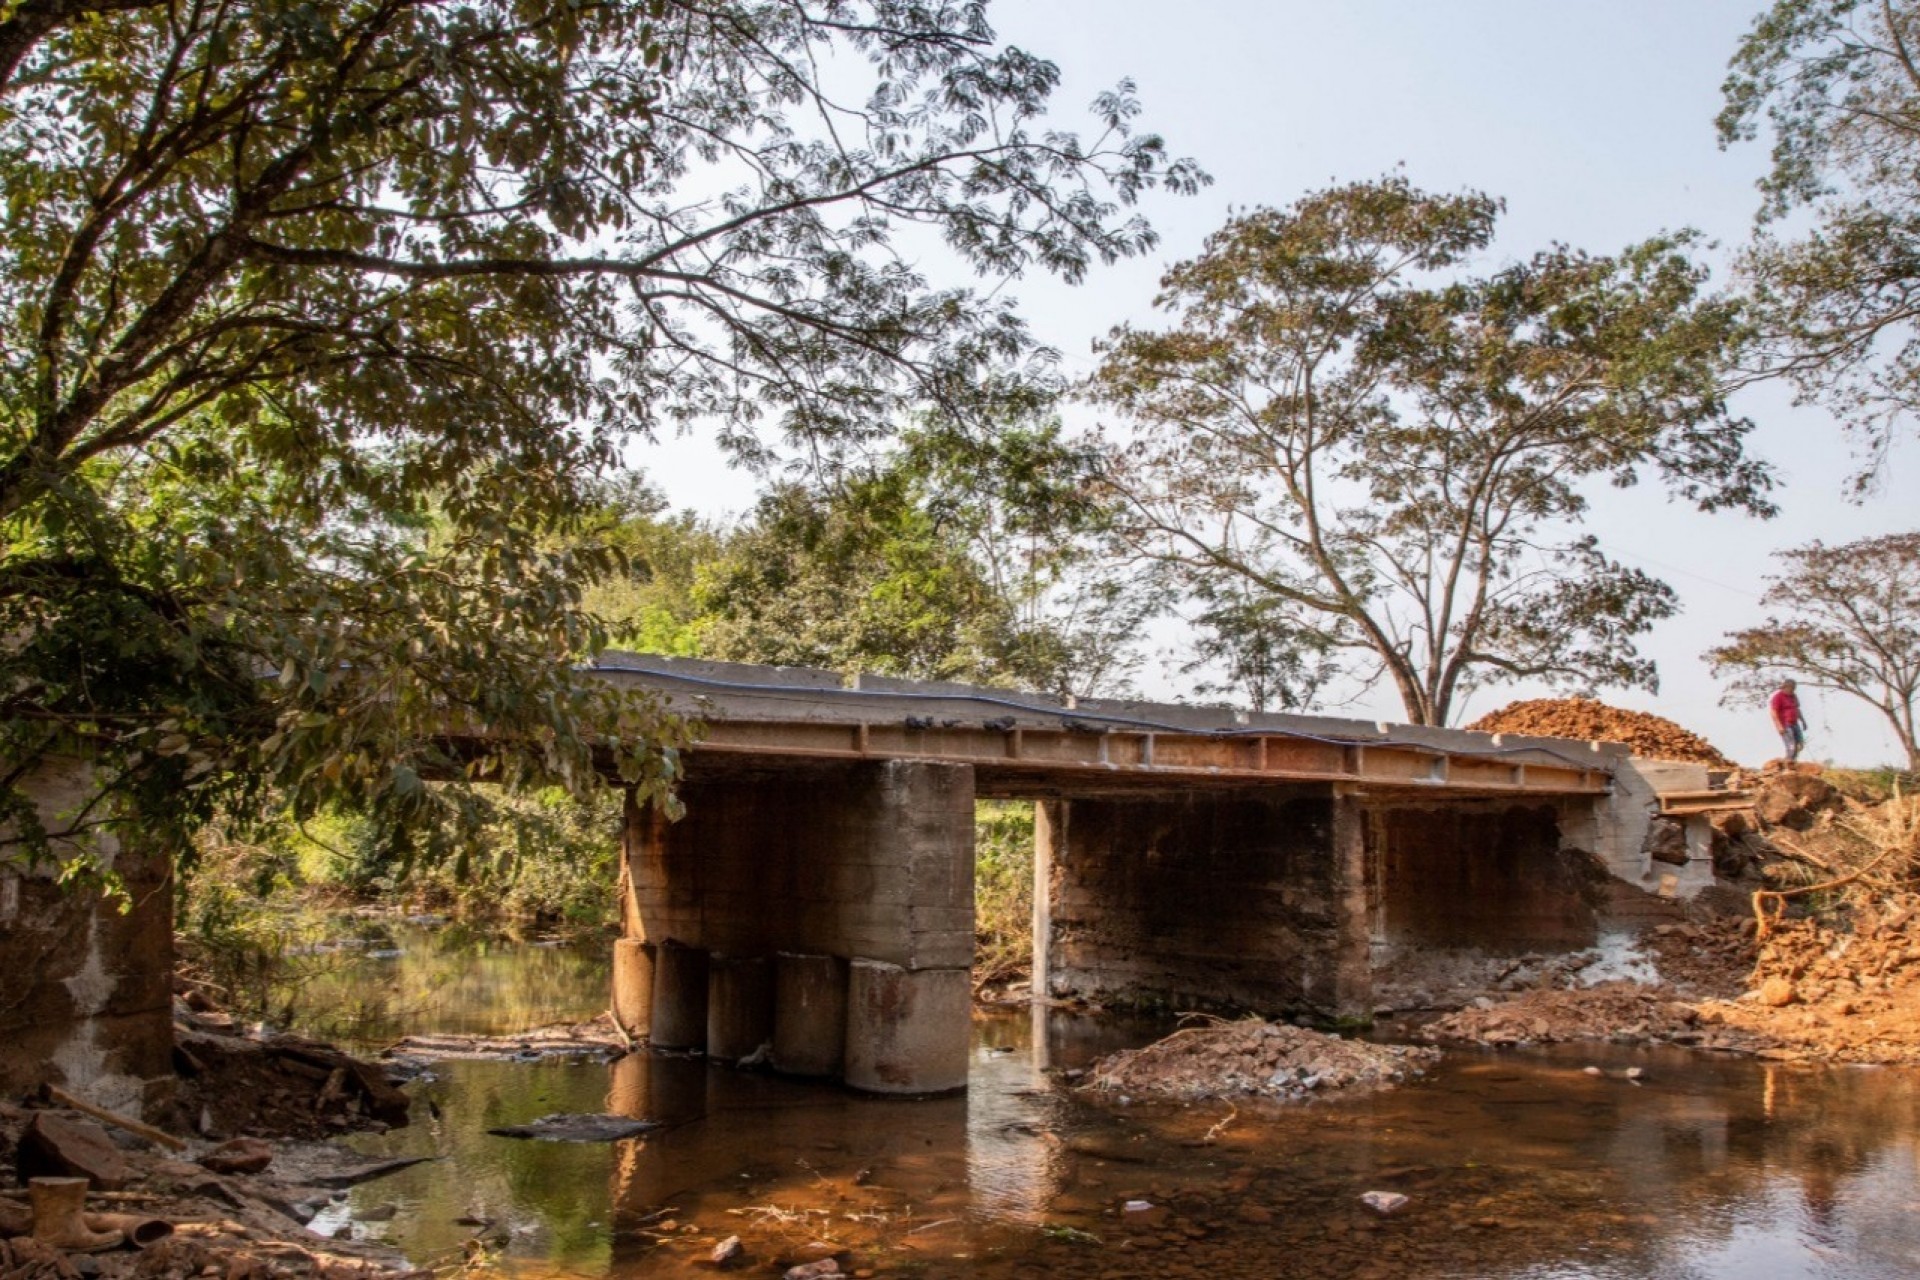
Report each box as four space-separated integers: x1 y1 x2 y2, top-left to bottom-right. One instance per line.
287 925 1920 1279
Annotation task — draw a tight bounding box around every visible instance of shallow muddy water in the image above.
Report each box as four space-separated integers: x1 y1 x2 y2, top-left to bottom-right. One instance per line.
324 1004 1920 1279
278 919 609 1045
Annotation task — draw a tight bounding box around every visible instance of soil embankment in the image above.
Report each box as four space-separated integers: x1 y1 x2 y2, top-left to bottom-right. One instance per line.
1422 758 1920 1064
1080 1020 1439 1102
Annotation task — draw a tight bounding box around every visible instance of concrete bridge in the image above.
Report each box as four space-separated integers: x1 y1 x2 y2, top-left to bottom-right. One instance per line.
0 652 1728 1115
593 654 1714 1095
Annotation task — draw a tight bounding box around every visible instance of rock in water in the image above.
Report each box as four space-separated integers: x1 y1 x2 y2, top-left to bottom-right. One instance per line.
486 1114 657 1142
1359 1190 1410 1215
711 1235 745 1266
783 1261 841 1280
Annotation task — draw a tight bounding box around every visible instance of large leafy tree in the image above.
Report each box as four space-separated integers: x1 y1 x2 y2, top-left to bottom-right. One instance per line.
0 0 1202 862
1720 0 1920 483
686 422 1149 696
1708 532 1920 770
1087 179 1774 727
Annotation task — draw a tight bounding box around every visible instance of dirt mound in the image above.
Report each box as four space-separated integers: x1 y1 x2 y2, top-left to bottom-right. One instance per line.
1749 894 1920 1004
1082 1019 1439 1102
1421 982 1713 1048
1466 698 1737 768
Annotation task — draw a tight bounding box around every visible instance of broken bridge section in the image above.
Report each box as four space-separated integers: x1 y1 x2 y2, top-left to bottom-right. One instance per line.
592 654 1633 1092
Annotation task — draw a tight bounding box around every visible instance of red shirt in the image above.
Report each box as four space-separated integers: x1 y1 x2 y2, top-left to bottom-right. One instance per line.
1770 688 1802 726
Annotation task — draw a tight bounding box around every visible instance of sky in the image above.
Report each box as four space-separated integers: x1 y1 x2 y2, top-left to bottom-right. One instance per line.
636 0 1913 769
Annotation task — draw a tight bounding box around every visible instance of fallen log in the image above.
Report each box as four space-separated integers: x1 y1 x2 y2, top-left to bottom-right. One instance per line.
46 1087 187 1153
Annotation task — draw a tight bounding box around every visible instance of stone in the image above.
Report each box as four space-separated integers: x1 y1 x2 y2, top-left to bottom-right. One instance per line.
1754 773 1836 830
1643 819 1689 867
710 1235 745 1266
783 1261 841 1280
1236 1202 1273 1224
17 1117 129 1191
1759 977 1797 1008
1358 1191 1409 1216
197 1138 273 1176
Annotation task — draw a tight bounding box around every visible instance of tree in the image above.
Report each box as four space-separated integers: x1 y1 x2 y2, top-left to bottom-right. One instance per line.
1708 532 1920 770
1720 0 1920 484
0 0 1202 862
685 420 1152 696
1086 179 1774 727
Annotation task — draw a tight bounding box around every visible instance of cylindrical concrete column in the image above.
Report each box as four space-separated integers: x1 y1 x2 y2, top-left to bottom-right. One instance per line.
649 940 710 1051
706 954 774 1063
611 938 655 1041
772 952 848 1078
844 959 970 1094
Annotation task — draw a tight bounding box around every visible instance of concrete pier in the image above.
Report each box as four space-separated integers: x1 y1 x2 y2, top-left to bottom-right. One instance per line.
1035 787 1371 1020
649 940 710 1051
706 953 774 1063
772 952 848 1078
611 938 654 1041
621 759 975 1085
844 960 971 1094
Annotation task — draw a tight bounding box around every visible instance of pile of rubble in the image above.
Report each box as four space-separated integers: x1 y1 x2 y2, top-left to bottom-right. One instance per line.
0 1098 420 1280
1420 982 1721 1049
172 1007 411 1142
1081 1019 1439 1102
0 999 422 1280
1466 698 1738 768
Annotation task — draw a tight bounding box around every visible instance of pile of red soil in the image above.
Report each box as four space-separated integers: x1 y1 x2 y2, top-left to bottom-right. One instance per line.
1420 982 1712 1048
1466 698 1737 768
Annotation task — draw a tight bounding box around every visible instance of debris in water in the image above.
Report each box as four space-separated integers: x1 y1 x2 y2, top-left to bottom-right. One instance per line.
486 1113 658 1142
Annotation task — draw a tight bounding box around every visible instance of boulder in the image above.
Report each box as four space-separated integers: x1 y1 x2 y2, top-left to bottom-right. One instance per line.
16 1117 129 1191
1759 976 1797 1007
1754 773 1836 830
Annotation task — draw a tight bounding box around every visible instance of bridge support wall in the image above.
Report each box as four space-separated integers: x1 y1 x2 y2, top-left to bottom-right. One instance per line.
1035 787 1371 1021
1365 802 1597 952
620 761 974 1092
0 759 174 1119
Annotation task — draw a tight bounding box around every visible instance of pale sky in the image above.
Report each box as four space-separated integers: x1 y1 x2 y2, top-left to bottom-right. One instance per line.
637 0 1914 769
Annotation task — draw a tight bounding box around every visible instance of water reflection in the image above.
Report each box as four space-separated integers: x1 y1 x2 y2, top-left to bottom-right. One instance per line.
336 1011 1920 1279
279 920 610 1046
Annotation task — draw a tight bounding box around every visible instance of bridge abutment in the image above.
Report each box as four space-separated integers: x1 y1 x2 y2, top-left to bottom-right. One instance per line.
619 760 975 1092
1034 786 1372 1022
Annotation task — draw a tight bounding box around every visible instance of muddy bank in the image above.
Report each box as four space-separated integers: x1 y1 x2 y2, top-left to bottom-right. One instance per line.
0 1003 429 1280
0 1101 422 1280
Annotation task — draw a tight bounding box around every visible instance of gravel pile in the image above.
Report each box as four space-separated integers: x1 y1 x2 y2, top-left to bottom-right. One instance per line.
1082 1020 1439 1102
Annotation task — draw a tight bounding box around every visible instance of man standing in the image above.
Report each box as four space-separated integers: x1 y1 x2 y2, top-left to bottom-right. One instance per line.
1770 678 1807 763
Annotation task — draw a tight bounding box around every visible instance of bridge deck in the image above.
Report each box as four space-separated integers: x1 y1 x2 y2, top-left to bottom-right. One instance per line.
590 654 1621 798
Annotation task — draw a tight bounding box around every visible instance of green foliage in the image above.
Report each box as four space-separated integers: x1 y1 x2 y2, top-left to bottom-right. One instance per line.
1088 178 1773 726
1720 0 1920 483
1708 532 1920 770
595 422 1156 698
0 0 1201 868
973 801 1035 986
